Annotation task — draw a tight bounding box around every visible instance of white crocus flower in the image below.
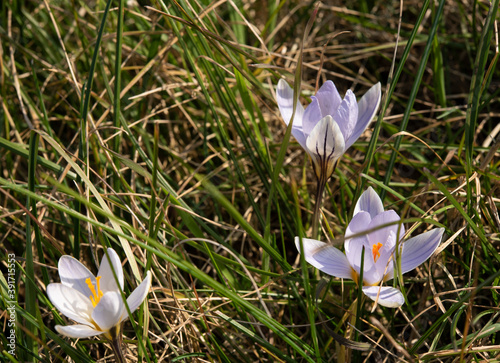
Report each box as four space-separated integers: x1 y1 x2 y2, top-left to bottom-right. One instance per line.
296 187 445 308
47 248 152 339
276 79 381 182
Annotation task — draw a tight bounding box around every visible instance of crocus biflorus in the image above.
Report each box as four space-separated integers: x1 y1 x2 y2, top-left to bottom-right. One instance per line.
276 79 381 184
295 187 444 308
277 79 381 236
47 248 151 339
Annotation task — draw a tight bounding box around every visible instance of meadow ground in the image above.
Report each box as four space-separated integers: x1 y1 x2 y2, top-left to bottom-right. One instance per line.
1 0 499 362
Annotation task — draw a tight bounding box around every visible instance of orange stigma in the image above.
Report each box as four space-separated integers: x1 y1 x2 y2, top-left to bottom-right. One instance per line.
372 243 383 263
85 276 104 307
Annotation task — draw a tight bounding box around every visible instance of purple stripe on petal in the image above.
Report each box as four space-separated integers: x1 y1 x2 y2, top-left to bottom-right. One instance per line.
400 228 445 275
303 97 322 135
334 90 358 145
353 187 384 219
276 79 305 127
345 212 372 275
276 79 307 150
367 210 403 249
345 82 381 150
295 237 353 280
314 80 342 120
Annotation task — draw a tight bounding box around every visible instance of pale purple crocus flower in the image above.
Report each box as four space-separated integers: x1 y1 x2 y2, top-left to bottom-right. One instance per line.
295 187 445 308
276 79 381 183
47 248 152 339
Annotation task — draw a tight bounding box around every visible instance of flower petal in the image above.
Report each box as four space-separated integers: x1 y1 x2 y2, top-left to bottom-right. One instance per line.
345 212 374 280
334 89 358 149
58 255 95 298
121 270 152 322
55 324 104 339
400 228 445 275
371 230 396 283
97 248 124 293
302 97 322 135
276 79 307 149
353 187 384 219
313 80 343 120
362 286 404 308
306 115 345 163
367 210 404 250
345 82 381 150
295 237 353 279
47 283 94 326
92 291 124 332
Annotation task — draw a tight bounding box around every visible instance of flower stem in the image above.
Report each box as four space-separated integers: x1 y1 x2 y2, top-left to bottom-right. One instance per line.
109 325 126 363
311 159 338 239
312 177 326 239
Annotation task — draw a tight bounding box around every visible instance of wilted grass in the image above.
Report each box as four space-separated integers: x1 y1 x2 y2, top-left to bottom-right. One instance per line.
1 0 499 362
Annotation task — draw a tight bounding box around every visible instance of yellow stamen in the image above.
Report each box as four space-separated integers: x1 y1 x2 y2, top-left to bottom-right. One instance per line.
372 243 383 263
85 276 104 307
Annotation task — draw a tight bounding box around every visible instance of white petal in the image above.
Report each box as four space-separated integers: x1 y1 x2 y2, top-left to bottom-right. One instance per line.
362 286 404 308
47 283 94 326
346 212 390 285
314 80 342 119
367 210 404 250
345 211 372 268
306 115 345 162
295 237 353 279
97 248 124 293
58 255 95 298
302 97 322 135
373 231 396 280
400 228 445 275
345 82 381 150
92 291 124 332
353 187 384 219
276 79 305 127
334 90 358 149
121 270 152 322
276 79 307 150
55 324 104 339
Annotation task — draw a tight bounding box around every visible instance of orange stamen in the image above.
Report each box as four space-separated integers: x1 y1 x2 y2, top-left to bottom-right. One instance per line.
85 276 104 307
372 243 383 263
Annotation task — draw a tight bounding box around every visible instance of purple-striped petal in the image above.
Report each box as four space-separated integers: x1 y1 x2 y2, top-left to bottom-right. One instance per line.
400 228 445 275
303 97 322 135
305 115 345 161
353 187 384 219
276 79 307 149
334 90 358 148
305 115 345 180
345 212 372 274
345 82 381 150
367 210 404 249
295 237 353 279
314 80 343 119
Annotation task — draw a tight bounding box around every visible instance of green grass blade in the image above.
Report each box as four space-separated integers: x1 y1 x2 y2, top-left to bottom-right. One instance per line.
380 0 446 201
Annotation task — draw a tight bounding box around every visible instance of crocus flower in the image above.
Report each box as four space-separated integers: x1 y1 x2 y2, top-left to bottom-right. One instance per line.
276 79 381 182
295 187 444 308
47 248 152 339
